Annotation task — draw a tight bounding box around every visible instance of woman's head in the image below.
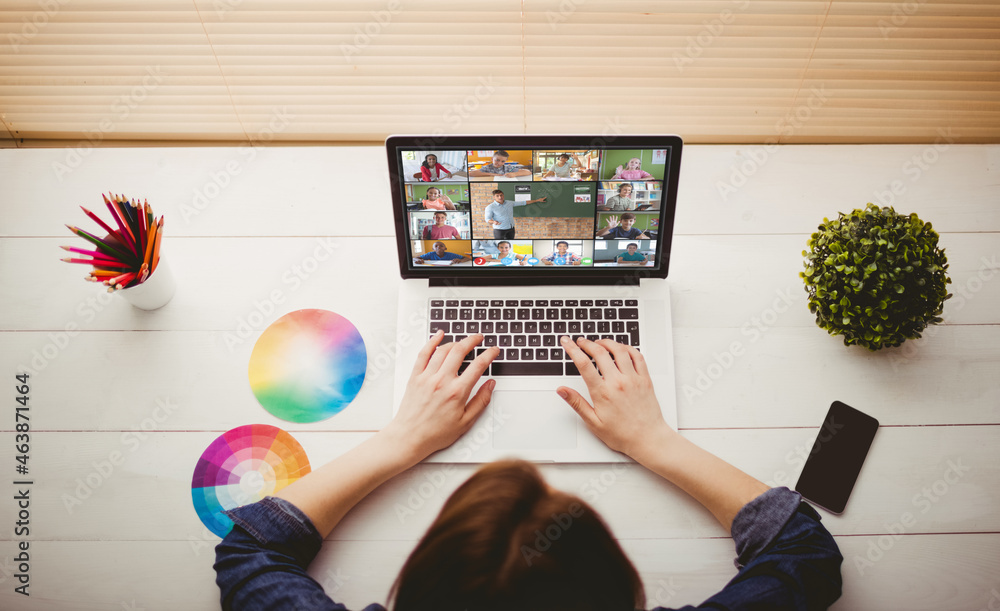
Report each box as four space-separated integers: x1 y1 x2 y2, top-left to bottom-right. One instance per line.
390 460 644 611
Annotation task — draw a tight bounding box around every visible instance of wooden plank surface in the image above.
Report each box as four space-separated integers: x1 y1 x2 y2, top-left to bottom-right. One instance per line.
2 233 997 331
0 144 997 611
0 536 997 611
0 145 997 238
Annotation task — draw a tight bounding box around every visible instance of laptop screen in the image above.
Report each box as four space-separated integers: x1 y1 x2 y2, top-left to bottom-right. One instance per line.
387 135 681 282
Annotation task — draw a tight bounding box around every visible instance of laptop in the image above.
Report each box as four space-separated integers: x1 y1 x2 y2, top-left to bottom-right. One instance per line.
388 135 682 462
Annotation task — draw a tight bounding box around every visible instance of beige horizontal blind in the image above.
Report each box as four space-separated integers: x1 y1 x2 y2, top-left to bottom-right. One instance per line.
1 0 998 145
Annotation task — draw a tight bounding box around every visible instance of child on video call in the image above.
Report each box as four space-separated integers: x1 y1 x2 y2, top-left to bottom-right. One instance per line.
612 157 655 180
420 153 453 182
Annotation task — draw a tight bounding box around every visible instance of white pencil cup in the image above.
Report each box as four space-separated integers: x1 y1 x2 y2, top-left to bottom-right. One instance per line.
116 259 176 310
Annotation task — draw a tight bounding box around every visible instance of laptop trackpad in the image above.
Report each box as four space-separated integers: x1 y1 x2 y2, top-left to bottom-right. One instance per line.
492 391 578 450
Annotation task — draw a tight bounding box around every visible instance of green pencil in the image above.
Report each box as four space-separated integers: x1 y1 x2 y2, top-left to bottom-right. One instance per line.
65 225 137 262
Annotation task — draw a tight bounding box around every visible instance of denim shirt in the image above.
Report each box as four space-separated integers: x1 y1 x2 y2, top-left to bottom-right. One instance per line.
214 487 842 610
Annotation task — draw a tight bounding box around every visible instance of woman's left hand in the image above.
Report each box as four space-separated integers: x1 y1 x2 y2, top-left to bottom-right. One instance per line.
382 332 499 462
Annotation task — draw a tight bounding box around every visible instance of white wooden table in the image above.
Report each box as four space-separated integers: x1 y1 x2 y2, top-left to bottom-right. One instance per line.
0 144 997 611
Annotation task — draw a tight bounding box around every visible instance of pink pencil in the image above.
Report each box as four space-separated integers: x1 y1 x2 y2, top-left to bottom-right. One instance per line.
61 257 131 268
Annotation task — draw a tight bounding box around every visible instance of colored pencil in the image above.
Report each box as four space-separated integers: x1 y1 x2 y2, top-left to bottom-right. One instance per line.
66 194 166 291
61 245 117 259
80 206 123 242
142 213 158 268
68 249 122 265
105 270 137 286
105 195 137 253
138 201 149 257
65 225 135 262
61 257 131 268
150 216 163 272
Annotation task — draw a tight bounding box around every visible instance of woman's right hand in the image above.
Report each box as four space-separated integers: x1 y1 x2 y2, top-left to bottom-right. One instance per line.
556 337 676 459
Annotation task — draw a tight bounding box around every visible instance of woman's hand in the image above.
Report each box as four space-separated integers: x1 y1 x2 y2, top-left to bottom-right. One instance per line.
382 332 499 462
556 336 676 459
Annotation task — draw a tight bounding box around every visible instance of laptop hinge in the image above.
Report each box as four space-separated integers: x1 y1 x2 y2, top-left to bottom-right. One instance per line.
428 276 640 287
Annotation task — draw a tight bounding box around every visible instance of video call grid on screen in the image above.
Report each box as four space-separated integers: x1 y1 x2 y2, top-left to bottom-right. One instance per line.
394 145 673 271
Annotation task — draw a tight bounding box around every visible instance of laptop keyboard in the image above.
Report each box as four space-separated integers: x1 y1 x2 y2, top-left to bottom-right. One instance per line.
428 299 640 376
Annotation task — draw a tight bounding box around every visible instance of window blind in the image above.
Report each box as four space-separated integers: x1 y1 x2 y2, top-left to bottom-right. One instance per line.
1 0 997 145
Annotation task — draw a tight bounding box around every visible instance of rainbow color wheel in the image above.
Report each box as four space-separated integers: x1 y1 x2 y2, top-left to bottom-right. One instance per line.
249 309 367 423
191 424 311 538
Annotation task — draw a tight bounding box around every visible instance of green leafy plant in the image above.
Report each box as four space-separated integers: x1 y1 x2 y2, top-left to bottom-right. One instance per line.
801 204 951 350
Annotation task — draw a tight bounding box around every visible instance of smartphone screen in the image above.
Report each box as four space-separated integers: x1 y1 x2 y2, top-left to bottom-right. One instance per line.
794 401 879 514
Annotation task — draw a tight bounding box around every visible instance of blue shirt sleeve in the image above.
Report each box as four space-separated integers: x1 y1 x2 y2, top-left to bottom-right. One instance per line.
214 496 386 611
651 487 843 611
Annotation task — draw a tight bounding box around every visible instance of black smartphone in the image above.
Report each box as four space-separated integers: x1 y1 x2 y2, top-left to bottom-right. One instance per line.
794 401 879 514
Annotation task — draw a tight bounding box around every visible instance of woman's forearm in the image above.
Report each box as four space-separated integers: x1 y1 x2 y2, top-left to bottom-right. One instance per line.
274 429 420 538
632 428 770 531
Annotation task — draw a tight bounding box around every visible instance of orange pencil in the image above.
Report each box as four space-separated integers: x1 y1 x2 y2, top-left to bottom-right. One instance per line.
88 269 121 278
151 216 164 272
142 213 158 268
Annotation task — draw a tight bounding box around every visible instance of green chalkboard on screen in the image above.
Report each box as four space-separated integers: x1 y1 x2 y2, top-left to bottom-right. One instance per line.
493 183 596 218
599 149 668 180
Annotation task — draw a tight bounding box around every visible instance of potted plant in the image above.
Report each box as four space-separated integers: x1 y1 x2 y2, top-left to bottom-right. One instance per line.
801 203 952 351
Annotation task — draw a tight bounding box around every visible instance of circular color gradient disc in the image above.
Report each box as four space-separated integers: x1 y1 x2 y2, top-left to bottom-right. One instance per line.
191 424 311 538
249 309 367 423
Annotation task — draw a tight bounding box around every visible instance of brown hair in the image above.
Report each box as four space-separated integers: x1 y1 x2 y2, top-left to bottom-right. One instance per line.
389 460 644 611
620 212 636 221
